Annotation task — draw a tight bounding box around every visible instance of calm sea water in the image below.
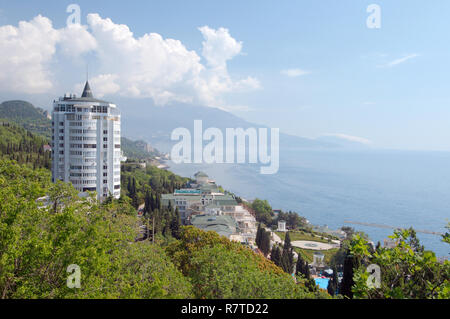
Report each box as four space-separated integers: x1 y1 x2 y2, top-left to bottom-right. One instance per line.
169 149 450 257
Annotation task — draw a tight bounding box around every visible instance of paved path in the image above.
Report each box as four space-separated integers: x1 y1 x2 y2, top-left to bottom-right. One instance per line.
291 240 336 251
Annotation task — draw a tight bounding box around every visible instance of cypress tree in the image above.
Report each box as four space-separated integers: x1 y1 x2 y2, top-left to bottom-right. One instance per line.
270 245 280 266
260 230 271 256
281 232 294 274
327 265 339 296
256 224 263 249
170 207 181 239
341 249 354 299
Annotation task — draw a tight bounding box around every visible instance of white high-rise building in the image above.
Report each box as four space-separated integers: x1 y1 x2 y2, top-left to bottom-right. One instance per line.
51 81 122 200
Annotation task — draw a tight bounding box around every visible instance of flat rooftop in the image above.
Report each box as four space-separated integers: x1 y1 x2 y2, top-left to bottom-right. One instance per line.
191 214 237 238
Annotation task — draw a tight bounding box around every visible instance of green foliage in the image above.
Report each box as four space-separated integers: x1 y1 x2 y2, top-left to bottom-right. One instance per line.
340 248 355 299
0 122 51 169
443 223 450 245
251 198 273 225
121 137 161 160
0 160 192 298
350 229 450 299
281 232 295 274
272 211 308 230
270 245 282 267
295 254 310 280
327 266 338 296
166 226 328 299
121 163 189 208
0 100 52 139
255 224 271 256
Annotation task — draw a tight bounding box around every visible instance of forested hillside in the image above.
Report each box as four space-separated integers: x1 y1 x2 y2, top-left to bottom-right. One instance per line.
121 137 162 160
0 100 52 139
0 122 51 169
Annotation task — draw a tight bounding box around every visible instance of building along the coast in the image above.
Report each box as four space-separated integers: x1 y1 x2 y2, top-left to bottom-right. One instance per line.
51 81 123 200
161 171 257 243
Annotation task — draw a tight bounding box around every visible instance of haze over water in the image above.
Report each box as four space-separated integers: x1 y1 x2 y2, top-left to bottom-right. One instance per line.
169 149 450 257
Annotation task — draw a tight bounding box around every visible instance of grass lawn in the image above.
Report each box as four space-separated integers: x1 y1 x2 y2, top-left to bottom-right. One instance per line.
294 247 339 265
275 230 333 244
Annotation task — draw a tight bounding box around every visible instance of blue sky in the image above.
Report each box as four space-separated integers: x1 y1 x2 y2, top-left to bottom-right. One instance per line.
1 0 450 150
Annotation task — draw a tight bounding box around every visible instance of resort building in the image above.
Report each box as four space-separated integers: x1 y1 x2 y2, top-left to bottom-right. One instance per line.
51 81 122 200
161 171 257 243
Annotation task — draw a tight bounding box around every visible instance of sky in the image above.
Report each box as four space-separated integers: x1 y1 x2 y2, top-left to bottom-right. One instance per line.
1 0 450 151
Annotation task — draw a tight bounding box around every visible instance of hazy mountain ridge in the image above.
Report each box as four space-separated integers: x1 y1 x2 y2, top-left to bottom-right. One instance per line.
120 102 340 153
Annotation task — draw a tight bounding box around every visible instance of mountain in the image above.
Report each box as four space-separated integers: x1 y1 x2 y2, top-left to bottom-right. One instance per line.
0 100 52 139
120 102 338 153
121 137 162 159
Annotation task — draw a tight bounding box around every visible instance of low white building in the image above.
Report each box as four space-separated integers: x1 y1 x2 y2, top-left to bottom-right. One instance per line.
278 220 287 232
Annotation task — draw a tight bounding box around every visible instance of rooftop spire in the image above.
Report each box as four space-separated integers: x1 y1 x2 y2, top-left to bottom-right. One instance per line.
81 81 93 98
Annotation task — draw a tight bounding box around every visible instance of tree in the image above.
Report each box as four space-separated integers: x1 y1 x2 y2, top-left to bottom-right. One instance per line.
280 232 294 274
296 255 306 277
350 229 450 299
270 246 282 267
260 229 271 257
251 199 273 225
327 266 338 296
170 207 181 239
340 249 355 299
166 226 329 299
0 160 192 298
256 225 271 257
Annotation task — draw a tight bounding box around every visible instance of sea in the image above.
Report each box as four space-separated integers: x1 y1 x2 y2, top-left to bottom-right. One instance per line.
168 149 450 257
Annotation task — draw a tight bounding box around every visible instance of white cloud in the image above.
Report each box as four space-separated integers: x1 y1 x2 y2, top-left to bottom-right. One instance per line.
82 14 260 106
379 54 420 68
58 23 97 57
0 15 96 94
0 14 259 109
323 133 372 145
281 68 310 77
0 15 59 94
198 26 242 69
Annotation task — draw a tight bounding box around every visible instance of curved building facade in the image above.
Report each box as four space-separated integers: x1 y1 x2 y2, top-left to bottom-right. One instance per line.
51 81 121 200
